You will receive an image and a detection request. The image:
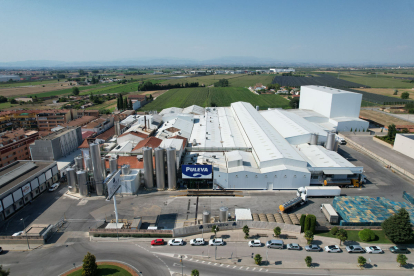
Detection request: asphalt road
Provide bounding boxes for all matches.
[1,241,414,276]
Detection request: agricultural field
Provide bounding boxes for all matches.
[228,74,275,87]
[0,80,74,97]
[346,88,413,105]
[158,74,243,87]
[338,73,414,88]
[359,109,412,126]
[271,74,366,88]
[139,87,290,111]
[353,88,414,99]
[0,79,64,88]
[86,99,117,112]
[80,82,140,96]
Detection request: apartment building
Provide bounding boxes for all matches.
[36,109,78,131]
[0,129,39,168]
[0,111,38,132]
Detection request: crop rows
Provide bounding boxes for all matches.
[346,89,413,105]
[139,87,290,111]
[271,75,368,88]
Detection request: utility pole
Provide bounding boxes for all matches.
[21,218,30,250]
[180,255,183,276]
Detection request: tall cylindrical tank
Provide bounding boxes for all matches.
[256,106,259,111]
[90,143,104,195]
[155,147,166,190]
[77,170,88,196]
[166,147,176,190]
[85,157,92,172]
[74,156,84,170]
[310,133,318,145]
[101,157,107,179]
[122,164,130,175]
[114,120,121,136]
[143,147,154,189]
[67,168,78,193]
[334,140,339,152]
[109,158,118,173]
[325,132,336,151]
[203,211,211,224]
[219,207,228,222]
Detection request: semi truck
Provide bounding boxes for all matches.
[323,179,360,188]
[320,203,339,224]
[279,195,307,212]
[297,186,341,198]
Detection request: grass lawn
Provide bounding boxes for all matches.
[0,79,65,88]
[87,99,117,111]
[316,230,392,244]
[0,102,18,109]
[68,265,132,276]
[139,87,290,111]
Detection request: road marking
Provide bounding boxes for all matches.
[196,260,199,262]
[220,264,224,266]
[214,263,218,266]
[77,199,88,206]
[246,267,249,270]
[202,261,205,263]
[265,269,268,272]
[233,266,237,268]
[239,266,243,269]
[252,268,256,271]
[207,262,211,264]
[259,268,263,271]
[226,265,230,267]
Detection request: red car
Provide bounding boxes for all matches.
[151,239,165,246]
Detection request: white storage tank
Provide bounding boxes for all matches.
[166,147,176,190]
[219,207,228,222]
[67,168,78,193]
[77,170,88,196]
[143,147,154,189]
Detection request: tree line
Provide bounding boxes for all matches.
[138,81,201,91]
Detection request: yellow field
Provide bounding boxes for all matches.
[353,88,414,98]
[360,109,412,126]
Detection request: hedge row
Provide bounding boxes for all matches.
[93,233,172,238]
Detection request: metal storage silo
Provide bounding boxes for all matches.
[155,147,166,190]
[219,207,228,222]
[101,157,107,179]
[166,147,176,190]
[143,147,154,189]
[75,156,84,170]
[67,168,78,193]
[310,133,318,145]
[85,157,92,172]
[325,132,336,151]
[203,211,211,224]
[109,158,118,173]
[334,140,339,152]
[114,120,121,136]
[90,142,104,195]
[256,106,259,111]
[77,170,88,196]
[122,164,130,175]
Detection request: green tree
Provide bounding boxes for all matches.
[10,98,17,104]
[304,214,312,232]
[254,254,262,265]
[393,89,398,95]
[123,98,128,110]
[211,225,219,237]
[304,230,314,244]
[336,229,348,245]
[289,97,300,109]
[387,124,397,141]
[273,226,281,237]
[299,214,306,232]
[330,226,339,235]
[397,254,408,267]
[358,256,366,268]
[382,208,413,243]
[72,87,80,96]
[117,96,121,110]
[307,215,316,233]
[401,92,410,99]
[0,265,10,276]
[242,225,249,239]
[358,229,376,242]
[191,269,200,276]
[82,252,98,276]
[305,256,312,268]
[129,99,133,110]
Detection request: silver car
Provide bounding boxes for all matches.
[346,245,365,253]
[248,240,262,247]
[305,244,322,252]
[287,243,301,250]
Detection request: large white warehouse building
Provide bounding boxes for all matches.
[298,86,369,132]
[156,86,366,190]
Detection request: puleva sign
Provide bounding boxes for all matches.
[182,165,212,179]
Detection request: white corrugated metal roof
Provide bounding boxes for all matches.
[182,105,205,115]
[302,85,356,95]
[159,139,183,150]
[295,144,354,168]
[231,102,305,165]
[159,107,183,115]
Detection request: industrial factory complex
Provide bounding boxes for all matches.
[57,85,367,198]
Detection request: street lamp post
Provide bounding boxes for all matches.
[20,218,30,250]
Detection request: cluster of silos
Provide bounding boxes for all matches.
[90,142,106,196]
[143,146,177,190]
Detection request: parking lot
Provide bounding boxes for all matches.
[2,144,414,239]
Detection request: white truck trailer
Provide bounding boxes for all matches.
[320,203,339,224]
[297,186,341,198]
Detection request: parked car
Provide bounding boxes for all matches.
[287,243,301,250]
[0,247,3,254]
[389,246,410,254]
[346,245,365,253]
[190,238,205,246]
[151,239,165,246]
[49,183,60,192]
[12,231,23,237]
[168,238,184,246]
[324,245,341,253]
[305,244,322,252]
[209,238,224,246]
[248,240,262,247]
[266,240,284,249]
[365,246,384,254]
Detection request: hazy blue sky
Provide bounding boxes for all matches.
[1,0,413,64]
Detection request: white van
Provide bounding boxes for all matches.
[266,239,284,249]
